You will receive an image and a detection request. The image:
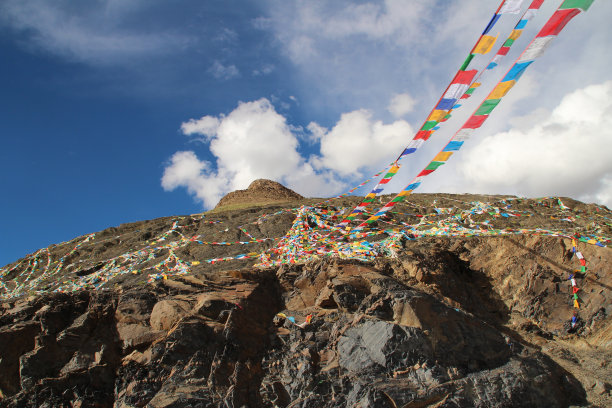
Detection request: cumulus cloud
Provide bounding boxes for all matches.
[458,81,612,207]
[388,93,416,117]
[162,98,351,207]
[161,151,223,207]
[310,110,412,176]
[163,84,612,210]
[181,116,220,139]
[162,97,416,207]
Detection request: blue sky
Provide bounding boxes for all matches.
[1,0,611,266]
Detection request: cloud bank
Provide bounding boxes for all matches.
[164,80,612,209]
[458,81,612,206]
[162,98,413,207]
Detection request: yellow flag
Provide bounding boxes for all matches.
[489,80,515,99]
[433,152,453,162]
[428,110,447,122]
[509,29,522,41]
[573,299,580,308]
[397,190,413,197]
[473,34,499,54]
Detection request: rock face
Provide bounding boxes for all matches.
[215,179,304,209]
[1,194,611,407]
[1,247,610,407]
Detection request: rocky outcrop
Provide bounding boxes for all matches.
[215,179,303,209]
[2,244,610,407]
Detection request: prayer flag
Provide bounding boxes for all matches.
[537,8,581,37]
[425,161,445,171]
[433,152,453,162]
[500,0,524,14]
[436,98,456,110]
[463,115,488,129]
[518,36,554,63]
[489,80,516,98]
[474,34,499,54]
[415,130,433,140]
[516,19,528,29]
[444,83,470,100]
[502,61,533,82]
[482,14,501,35]
[474,99,501,115]
[428,110,448,121]
[459,53,475,71]
[498,46,511,56]
[408,139,425,149]
[453,69,478,84]
[560,0,594,11]
[443,141,464,151]
[509,29,523,41]
[421,121,438,131]
[454,128,474,141]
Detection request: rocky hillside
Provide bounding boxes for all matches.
[0,192,611,407]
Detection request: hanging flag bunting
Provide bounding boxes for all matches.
[472,0,547,95]
[353,0,593,231]
[337,0,513,229]
[568,236,588,327]
[339,0,551,227]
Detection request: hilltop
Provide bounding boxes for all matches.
[0,191,611,407]
[214,179,304,211]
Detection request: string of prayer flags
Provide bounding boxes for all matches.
[473,0,546,94]
[314,163,392,206]
[464,0,546,100]
[336,164,401,228]
[569,237,588,327]
[353,0,592,231]
[338,1,511,229]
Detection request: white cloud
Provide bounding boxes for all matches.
[162,96,418,207]
[388,93,416,117]
[162,98,348,207]
[458,81,612,207]
[209,61,240,80]
[181,116,221,138]
[311,109,412,176]
[161,151,224,208]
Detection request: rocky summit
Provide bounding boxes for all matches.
[214,179,304,209]
[0,192,611,407]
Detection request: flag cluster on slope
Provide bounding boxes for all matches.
[0,0,602,332]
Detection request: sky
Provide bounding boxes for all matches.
[1,0,611,266]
